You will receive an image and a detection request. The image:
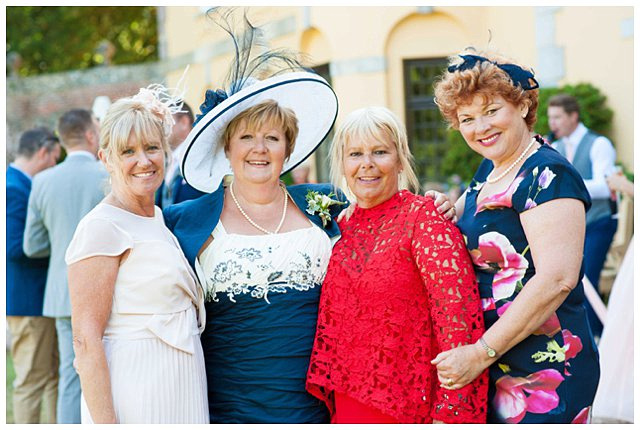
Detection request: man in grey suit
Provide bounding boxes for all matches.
[24,109,108,424]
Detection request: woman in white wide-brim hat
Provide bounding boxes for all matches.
[162,16,347,423]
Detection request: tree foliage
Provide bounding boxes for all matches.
[441,129,483,184]
[7,6,158,76]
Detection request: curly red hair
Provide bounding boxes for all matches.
[434,49,539,131]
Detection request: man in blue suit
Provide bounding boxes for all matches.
[7,127,61,423]
[156,102,206,208]
[24,109,108,423]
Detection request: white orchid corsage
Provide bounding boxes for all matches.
[305,190,346,227]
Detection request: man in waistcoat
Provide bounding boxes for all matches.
[7,127,61,423]
[24,109,108,423]
[155,102,205,208]
[548,94,617,338]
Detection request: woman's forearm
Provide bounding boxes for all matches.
[481,271,571,357]
[68,243,122,423]
[74,336,116,423]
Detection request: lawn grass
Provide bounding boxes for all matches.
[6,350,15,424]
[5,350,53,424]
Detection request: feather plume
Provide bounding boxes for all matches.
[207,8,311,95]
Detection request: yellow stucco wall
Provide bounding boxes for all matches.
[164,6,633,172]
[554,6,633,170]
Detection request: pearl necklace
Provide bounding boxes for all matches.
[486,137,537,184]
[229,181,288,235]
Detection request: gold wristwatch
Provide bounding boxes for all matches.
[479,337,498,358]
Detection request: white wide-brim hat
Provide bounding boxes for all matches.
[181,71,338,193]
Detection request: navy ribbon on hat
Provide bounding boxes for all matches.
[194,89,228,126]
[448,54,539,90]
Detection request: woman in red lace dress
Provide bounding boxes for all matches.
[306,107,488,423]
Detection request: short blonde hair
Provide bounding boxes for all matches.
[99,97,170,179]
[223,99,298,160]
[330,107,420,193]
[434,48,539,131]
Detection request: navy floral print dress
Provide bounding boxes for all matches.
[457,138,600,423]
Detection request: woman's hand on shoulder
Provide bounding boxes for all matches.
[424,190,457,222]
[336,204,355,222]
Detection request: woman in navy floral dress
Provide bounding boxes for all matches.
[430,49,600,423]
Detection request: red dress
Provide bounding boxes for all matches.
[306,191,488,423]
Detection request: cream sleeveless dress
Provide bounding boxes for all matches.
[65,203,208,423]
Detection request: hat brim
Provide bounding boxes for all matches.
[181,72,338,193]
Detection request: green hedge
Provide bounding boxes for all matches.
[441,130,483,184]
[536,83,613,138]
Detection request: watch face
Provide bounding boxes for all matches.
[488,349,496,358]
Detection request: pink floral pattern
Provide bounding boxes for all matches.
[522,166,558,211]
[562,329,584,376]
[537,167,557,189]
[470,232,528,301]
[481,297,496,311]
[476,173,525,214]
[524,198,537,210]
[535,313,562,337]
[476,165,558,212]
[571,406,590,424]
[493,369,564,424]
[562,329,583,361]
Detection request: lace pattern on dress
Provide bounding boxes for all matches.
[307,191,488,423]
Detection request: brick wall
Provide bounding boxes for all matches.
[6,62,167,162]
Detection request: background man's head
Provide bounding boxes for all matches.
[547,94,580,139]
[15,126,61,174]
[169,102,194,150]
[56,109,100,155]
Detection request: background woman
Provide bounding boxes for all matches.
[431,50,600,423]
[306,106,488,424]
[65,89,208,423]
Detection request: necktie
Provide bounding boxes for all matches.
[565,140,575,163]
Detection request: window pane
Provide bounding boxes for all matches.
[311,64,332,183]
[404,58,449,188]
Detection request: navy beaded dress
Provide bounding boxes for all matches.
[456,138,600,423]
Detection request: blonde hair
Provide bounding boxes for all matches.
[434,48,539,131]
[223,99,298,160]
[99,97,170,182]
[330,106,419,193]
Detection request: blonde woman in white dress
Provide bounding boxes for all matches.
[65,89,208,423]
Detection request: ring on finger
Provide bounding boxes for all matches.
[446,378,454,387]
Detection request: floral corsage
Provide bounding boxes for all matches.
[305,190,346,227]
